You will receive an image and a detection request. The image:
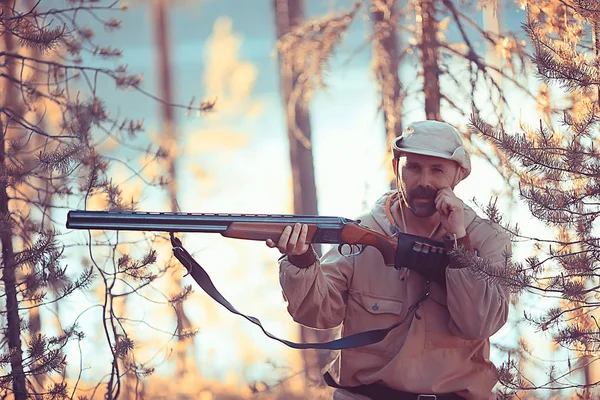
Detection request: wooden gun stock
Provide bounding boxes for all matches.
[221,222,397,266]
[340,223,397,266]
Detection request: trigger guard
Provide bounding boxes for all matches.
[337,243,348,256]
[338,244,364,257]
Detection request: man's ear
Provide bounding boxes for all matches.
[453,167,467,187]
[392,158,398,177]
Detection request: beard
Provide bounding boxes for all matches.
[406,186,438,217]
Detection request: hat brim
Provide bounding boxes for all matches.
[394,148,471,178]
[394,147,461,162]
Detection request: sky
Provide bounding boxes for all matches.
[43,0,589,395]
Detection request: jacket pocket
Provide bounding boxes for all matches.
[344,290,405,356]
[350,290,405,315]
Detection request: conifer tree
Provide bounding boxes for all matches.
[470,0,600,396]
[278,0,537,195]
[0,1,210,398]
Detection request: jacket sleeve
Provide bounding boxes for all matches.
[444,227,512,340]
[279,245,354,329]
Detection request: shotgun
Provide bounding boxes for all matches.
[65,209,448,350]
[66,210,402,265]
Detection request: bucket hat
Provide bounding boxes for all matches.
[392,120,471,179]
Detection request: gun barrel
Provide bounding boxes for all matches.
[66,210,351,234]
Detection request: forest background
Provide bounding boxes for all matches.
[1,0,600,399]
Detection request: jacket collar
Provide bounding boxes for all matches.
[370,190,478,236]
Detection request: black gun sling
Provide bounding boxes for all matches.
[169,233,431,350]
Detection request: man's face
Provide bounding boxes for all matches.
[398,153,460,217]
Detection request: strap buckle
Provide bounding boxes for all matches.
[417,396,437,400]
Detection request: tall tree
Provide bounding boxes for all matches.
[273,0,361,386]
[273,0,318,217]
[371,0,406,161]
[152,0,196,381]
[470,1,600,396]
[294,1,535,196]
[273,0,325,385]
[1,2,28,397]
[416,0,442,120]
[0,0,210,397]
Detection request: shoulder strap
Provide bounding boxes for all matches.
[170,233,430,350]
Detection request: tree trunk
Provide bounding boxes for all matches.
[371,0,404,188]
[583,354,599,399]
[153,0,195,381]
[154,0,177,210]
[416,0,441,121]
[0,128,26,400]
[273,0,328,386]
[273,0,319,217]
[587,20,600,393]
[0,3,27,397]
[22,0,48,391]
[482,2,503,114]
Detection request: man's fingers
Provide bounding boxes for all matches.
[435,196,452,216]
[436,199,445,214]
[434,193,447,211]
[298,224,309,252]
[267,224,310,255]
[435,189,461,214]
[435,188,451,201]
[442,200,451,214]
[299,224,309,244]
[287,223,302,252]
[277,225,292,249]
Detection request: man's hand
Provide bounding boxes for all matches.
[435,188,466,238]
[266,223,310,255]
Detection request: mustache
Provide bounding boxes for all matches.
[408,186,437,199]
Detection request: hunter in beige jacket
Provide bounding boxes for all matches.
[279,191,511,400]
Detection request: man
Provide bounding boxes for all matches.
[266,120,511,400]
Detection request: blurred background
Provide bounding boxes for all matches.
[1,0,600,398]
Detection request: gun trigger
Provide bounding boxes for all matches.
[354,245,366,256]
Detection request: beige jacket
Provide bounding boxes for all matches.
[279,191,511,400]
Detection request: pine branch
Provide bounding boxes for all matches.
[524,19,600,91]
[275,0,363,100]
[571,0,600,22]
[448,246,524,294]
[0,52,214,116]
[15,21,66,53]
[169,285,193,306]
[469,111,600,179]
[117,250,156,280]
[36,143,87,175]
